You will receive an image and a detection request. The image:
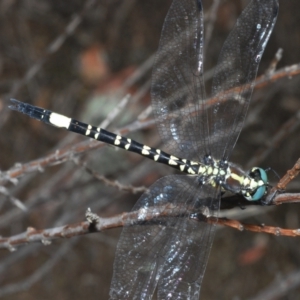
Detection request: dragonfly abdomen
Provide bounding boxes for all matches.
[9,98,268,201]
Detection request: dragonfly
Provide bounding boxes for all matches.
[9,0,278,299]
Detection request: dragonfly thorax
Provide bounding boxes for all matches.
[198,157,230,185]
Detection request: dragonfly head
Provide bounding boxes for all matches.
[243,167,268,201]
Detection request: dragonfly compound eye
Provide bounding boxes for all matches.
[246,167,268,201]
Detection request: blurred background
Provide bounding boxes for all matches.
[0,0,300,299]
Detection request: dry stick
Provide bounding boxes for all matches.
[3,63,300,185]
[1,203,300,251]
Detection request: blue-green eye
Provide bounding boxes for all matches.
[250,185,267,201]
[247,167,268,201]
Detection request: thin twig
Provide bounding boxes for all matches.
[99,94,131,129]
[75,158,148,194]
[248,270,300,300]
[210,217,300,237]
[246,113,300,168]
[266,48,283,75]
[0,241,75,297]
[108,0,137,47]
[9,0,97,99]
[266,158,300,205]
[204,0,221,54]
[0,186,27,211]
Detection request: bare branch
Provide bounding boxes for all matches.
[2,200,300,250]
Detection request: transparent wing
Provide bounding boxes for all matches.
[109,175,219,300]
[151,0,208,161]
[151,0,278,162]
[208,0,279,159]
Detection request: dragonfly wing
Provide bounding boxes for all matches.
[157,186,219,300]
[109,175,219,300]
[209,0,279,159]
[151,0,208,161]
